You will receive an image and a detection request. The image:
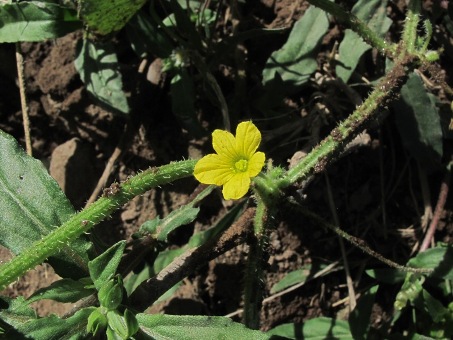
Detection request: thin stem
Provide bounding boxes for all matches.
[305,0,395,56]
[419,164,451,252]
[0,160,197,291]
[325,173,356,310]
[286,200,433,275]
[16,43,32,156]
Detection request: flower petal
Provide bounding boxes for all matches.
[212,129,238,160]
[194,154,233,186]
[222,172,250,200]
[235,121,261,158]
[247,151,265,177]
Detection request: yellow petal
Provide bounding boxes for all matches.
[194,154,233,185]
[247,151,265,177]
[235,121,261,158]
[212,129,238,160]
[222,172,250,200]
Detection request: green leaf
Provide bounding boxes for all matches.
[77,0,147,36]
[0,297,95,340]
[140,185,214,242]
[365,268,407,284]
[407,246,453,280]
[26,278,94,304]
[262,5,329,91]
[393,72,443,172]
[0,129,90,279]
[267,317,353,339]
[74,39,130,115]
[170,70,205,138]
[126,11,173,58]
[270,265,311,294]
[88,241,126,291]
[349,285,378,340]
[422,290,448,323]
[15,308,94,340]
[136,314,269,340]
[0,1,81,42]
[336,0,392,82]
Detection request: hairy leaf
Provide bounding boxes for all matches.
[75,39,130,115]
[88,241,126,291]
[26,278,94,304]
[0,1,81,42]
[0,130,90,279]
[262,5,329,91]
[77,0,147,36]
[137,314,269,339]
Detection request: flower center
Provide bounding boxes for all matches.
[234,159,248,173]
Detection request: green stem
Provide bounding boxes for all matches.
[278,54,414,189]
[306,0,395,56]
[0,160,196,291]
[402,0,421,53]
[242,199,268,329]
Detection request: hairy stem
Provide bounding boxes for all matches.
[306,0,395,56]
[278,54,414,189]
[0,160,196,291]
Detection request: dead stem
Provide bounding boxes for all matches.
[16,43,32,156]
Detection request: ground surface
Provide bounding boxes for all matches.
[0,0,452,334]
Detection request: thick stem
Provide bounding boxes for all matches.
[0,160,196,291]
[242,200,268,329]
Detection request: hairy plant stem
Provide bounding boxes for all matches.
[402,0,421,53]
[278,53,414,189]
[306,0,396,56]
[242,199,271,329]
[0,160,196,291]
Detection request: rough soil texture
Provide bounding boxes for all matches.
[0,0,452,334]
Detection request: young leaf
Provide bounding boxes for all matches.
[267,317,353,339]
[136,314,269,340]
[336,0,392,82]
[26,278,94,304]
[74,39,130,115]
[77,0,147,36]
[393,72,443,173]
[88,241,126,291]
[365,268,407,284]
[0,129,90,279]
[262,5,329,92]
[139,185,214,242]
[0,1,81,42]
[270,265,311,294]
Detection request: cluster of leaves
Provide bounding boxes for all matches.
[0,0,453,339]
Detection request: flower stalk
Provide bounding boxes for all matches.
[0,160,196,291]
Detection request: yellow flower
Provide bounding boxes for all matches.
[194,121,266,200]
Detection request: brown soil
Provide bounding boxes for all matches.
[0,0,452,335]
